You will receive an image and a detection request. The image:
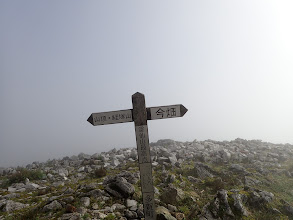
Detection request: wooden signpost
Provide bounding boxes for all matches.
[87,92,187,220]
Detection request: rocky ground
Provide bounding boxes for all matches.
[1,138,293,220]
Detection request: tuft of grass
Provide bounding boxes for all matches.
[104,213,116,220]
[93,166,107,178]
[203,177,225,193]
[82,213,91,219]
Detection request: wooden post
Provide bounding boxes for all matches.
[132,92,156,220]
[88,92,188,219]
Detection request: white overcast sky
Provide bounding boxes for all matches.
[1,1,293,167]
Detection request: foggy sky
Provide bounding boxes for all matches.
[1,1,293,167]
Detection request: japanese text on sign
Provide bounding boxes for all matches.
[150,105,180,120]
[91,110,132,125]
[139,163,154,193]
[135,125,150,164]
[143,192,155,219]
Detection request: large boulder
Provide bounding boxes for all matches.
[57,168,69,178]
[281,199,293,216]
[199,202,220,220]
[193,162,215,179]
[248,189,274,206]
[244,176,261,187]
[117,171,139,184]
[230,190,248,216]
[209,190,234,219]
[2,200,29,212]
[160,185,185,205]
[103,175,135,198]
[229,164,248,175]
[199,189,237,219]
[43,200,62,212]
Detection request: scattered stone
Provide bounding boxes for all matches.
[80,197,90,207]
[188,176,202,183]
[61,213,81,220]
[193,162,215,179]
[230,191,248,216]
[210,189,234,218]
[160,185,185,205]
[167,204,177,212]
[244,176,261,187]
[0,138,293,219]
[66,204,77,213]
[112,203,126,211]
[126,199,137,210]
[229,164,248,175]
[93,212,107,218]
[103,175,135,198]
[124,210,138,219]
[156,206,177,220]
[175,212,185,220]
[43,200,62,212]
[248,189,274,206]
[2,200,29,212]
[92,203,99,209]
[281,199,293,216]
[62,196,75,204]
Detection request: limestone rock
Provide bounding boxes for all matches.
[160,185,185,205]
[281,199,293,216]
[126,199,137,210]
[124,210,138,219]
[156,206,177,220]
[61,213,81,220]
[103,175,135,198]
[193,162,215,179]
[198,202,220,220]
[244,176,261,187]
[117,171,139,184]
[248,189,274,206]
[80,197,90,207]
[230,191,248,216]
[43,200,62,212]
[229,164,248,175]
[2,200,29,212]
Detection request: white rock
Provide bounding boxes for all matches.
[43,200,62,212]
[3,200,29,212]
[78,167,85,172]
[80,197,90,207]
[126,199,137,209]
[7,187,16,193]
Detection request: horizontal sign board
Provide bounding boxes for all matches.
[87,109,133,126]
[147,104,187,120]
[87,104,187,126]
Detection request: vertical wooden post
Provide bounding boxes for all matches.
[132,92,156,220]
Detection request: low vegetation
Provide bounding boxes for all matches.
[1,168,44,188]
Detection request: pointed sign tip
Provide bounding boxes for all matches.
[87,114,94,125]
[180,105,188,116]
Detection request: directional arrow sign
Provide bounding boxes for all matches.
[87,93,187,220]
[147,104,188,120]
[87,104,188,126]
[87,109,133,126]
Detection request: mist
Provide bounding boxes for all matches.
[1,0,293,167]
